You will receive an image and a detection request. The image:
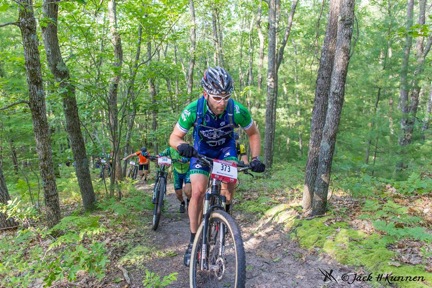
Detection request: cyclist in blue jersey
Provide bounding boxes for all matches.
[169,66,265,266]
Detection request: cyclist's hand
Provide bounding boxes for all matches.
[177,143,197,158]
[250,158,265,173]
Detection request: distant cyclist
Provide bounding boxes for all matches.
[123,147,151,182]
[169,66,265,266]
[158,147,191,213]
[234,132,249,164]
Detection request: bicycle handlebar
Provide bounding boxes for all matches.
[195,153,252,174]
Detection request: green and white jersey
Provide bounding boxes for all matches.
[176,97,254,134]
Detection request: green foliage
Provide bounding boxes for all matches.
[96,188,153,221]
[0,198,39,226]
[392,172,432,195]
[290,185,432,287]
[0,213,109,287]
[373,221,432,242]
[291,216,432,287]
[142,270,178,288]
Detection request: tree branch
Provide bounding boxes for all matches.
[0,100,29,111]
[0,22,19,28]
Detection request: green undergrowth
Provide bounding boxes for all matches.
[234,161,432,287]
[290,196,432,288]
[235,162,304,216]
[0,180,168,287]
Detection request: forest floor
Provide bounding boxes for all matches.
[82,181,375,288]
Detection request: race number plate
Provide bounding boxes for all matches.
[158,156,172,166]
[129,161,136,166]
[211,159,237,183]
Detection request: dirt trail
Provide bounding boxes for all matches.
[122,182,373,288]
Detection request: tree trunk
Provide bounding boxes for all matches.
[312,0,355,216]
[108,0,123,196]
[212,8,224,67]
[123,24,143,176]
[257,1,265,92]
[422,85,432,135]
[9,140,19,175]
[264,0,277,168]
[398,0,414,147]
[246,14,255,107]
[187,0,197,98]
[146,41,158,153]
[276,0,298,72]
[18,0,61,228]
[41,0,96,211]
[303,0,340,213]
[0,166,18,229]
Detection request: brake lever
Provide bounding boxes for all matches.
[243,170,254,178]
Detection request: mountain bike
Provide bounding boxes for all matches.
[189,154,251,288]
[150,156,172,231]
[127,160,139,179]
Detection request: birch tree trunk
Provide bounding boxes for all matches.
[18,0,61,227]
[42,0,96,211]
[303,0,340,213]
[312,0,356,216]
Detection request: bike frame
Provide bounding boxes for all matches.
[155,164,168,185]
[199,172,228,270]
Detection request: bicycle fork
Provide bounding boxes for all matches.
[199,188,227,271]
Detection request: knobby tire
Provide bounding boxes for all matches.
[190,210,246,288]
[152,177,166,231]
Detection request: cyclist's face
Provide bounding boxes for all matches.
[205,92,229,115]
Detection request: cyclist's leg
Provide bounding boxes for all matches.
[184,171,192,209]
[173,170,185,201]
[189,173,208,234]
[138,164,144,179]
[143,163,149,181]
[184,162,210,267]
[174,171,187,213]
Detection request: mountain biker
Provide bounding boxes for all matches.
[169,66,265,267]
[123,147,151,182]
[158,147,192,213]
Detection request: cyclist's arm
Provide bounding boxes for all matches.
[122,153,133,161]
[169,124,188,151]
[244,122,261,159]
[123,152,138,161]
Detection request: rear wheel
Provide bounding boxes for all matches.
[190,210,246,288]
[152,177,166,231]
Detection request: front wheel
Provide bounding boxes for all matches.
[152,177,166,231]
[190,210,246,288]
